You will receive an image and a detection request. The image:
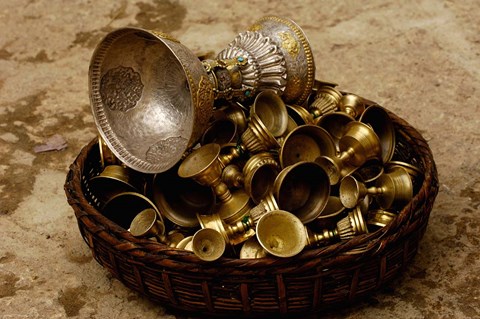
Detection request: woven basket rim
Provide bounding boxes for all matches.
[65,104,438,274]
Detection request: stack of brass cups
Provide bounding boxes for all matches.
[87,16,423,262]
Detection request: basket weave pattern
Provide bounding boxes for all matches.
[64,107,438,316]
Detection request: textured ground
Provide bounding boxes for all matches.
[1,0,479,318]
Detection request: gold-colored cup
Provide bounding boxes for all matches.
[176,235,194,251]
[386,161,423,193]
[307,206,368,247]
[98,136,119,168]
[89,164,144,207]
[129,208,166,241]
[279,124,337,169]
[309,86,343,118]
[239,237,268,259]
[201,118,238,146]
[338,94,365,119]
[287,104,314,125]
[274,161,330,223]
[316,121,382,185]
[214,102,248,134]
[315,112,355,149]
[197,213,255,247]
[256,210,307,258]
[152,165,215,228]
[360,105,396,163]
[222,164,244,189]
[102,192,163,230]
[353,158,385,183]
[242,152,280,204]
[191,228,226,261]
[340,166,413,210]
[240,90,288,153]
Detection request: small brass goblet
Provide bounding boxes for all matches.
[274,161,331,223]
[102,192,163,230]
[191,228,226,261]
[386,161,423,193]
[287,104,314,125]
[338,94,365,119]
[89,164,144,207]
[201,118,238,146]
[309,86,343,118]
[256,210,307,258]
[213,102,248,134]
[315,112,355,148]
[196,213,255,247]
[306,206,368,247]
[152,165,215,228]
[279,124,337,169]
[339,166,413,210]
[129,208,166,242]
[178,143,253,224]
[360,105,396,163]
[316,121,382,185]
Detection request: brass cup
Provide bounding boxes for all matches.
[239,237,267,259]
[192,228,226,261]
[242,152,280,204]
[287,104,314,125]
[214,102,248,134]
[89,165,144,207]
[274,161,330,223]
[178,143,232,202]
[279,124,337,169]
[201,118,238,146]
[256,210,307,258]
[152,166,215,228]
[386,161,423,193]
[222,164,244,189]
[338,94,365,119]
[316,121,382,185]
[317,196,346,220]
[367,209,397,230]
[340,167,413,210]
[240,90,288,153]
[353,158,385,183]
[305,227,338,247]
[360,105,396,163]
[102,192,163,230]
[197,213,255,247]
[316,112,355,149]
[309,86,342,118]
[129,208,166,241]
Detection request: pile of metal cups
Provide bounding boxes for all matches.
[88,83,424,261]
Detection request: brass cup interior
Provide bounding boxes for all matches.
[353,158,385,183]
[317,196,346,220]
[192,228,226,261]
[251,90,288,137]
[239,237,268,259]
[360,105,396,163]
[279,124,337,169]
[178,143,222,183]
[152,165,215,228]
[287,104,313,125]
[339,175,366,209]
[176,235,193,250]
[102,191,163,230]
[256,210,306,258]
[316,112,355,149]
[275,161,331,223]
[129,208,165,238]
[201,118,238,146]
[244,164,279,204]
[89,165,142,206]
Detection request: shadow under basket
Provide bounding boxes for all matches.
[64,104,439,318]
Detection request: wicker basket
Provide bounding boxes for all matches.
[64,100,438,317]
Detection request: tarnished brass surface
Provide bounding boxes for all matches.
[279,124,336,168]
[274,161,330,223]
[256,210,307,258]
[367,210,397,229]
[360,105,396,163]
[129,208,166,239]
[310,86,342,118]
[240,237,268,259]
[338,94,365,119]
[201,118,238,146]
[192,228,226,261]
[102,192,163,230]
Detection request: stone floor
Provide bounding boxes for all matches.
[1,0,479,318]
